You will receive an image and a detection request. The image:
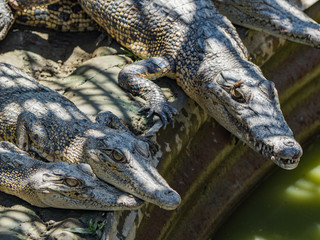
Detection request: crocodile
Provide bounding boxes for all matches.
[15,0,97,32]
[77,0,303,169]
[0,141,144,210]
[0,63,181,210]
[3,0,311,169]
[9,0,320,48]
[213,0,320,48]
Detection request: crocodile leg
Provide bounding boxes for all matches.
[16,112,53,160]
[213,0,320,47]
[118,56,178,128]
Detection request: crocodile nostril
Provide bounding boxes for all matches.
[284,139,295,147]
[156,189,181,207]
[156,189,172,198]
[163,190,176,197]
[278,138,303,159]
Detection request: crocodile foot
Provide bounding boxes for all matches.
[139,100,178,129]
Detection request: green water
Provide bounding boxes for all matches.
[214,138,320,240]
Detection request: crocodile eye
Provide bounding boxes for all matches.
[64,177,80,187]
[112,149,126,163]
[231,88,241,98]
[230,81,245,103]
[230,88,245,102]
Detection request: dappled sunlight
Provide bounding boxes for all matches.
[63,64,140,119]
[47,102,72,121]
[285,165,320,202]
[313,224,320,239]
[286,179,316,200]
[307,165,320,184]
[253,236,268,240]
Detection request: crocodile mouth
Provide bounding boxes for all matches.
[44,190,144,210]
[109,170,181,210]
[230,112,302,170]
[251,139,300,170]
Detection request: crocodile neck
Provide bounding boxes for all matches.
[50,134,87,164]
[174,4,250,91]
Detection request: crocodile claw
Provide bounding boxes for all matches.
[139,102,178,129]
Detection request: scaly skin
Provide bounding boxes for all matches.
[0,0,15,40]
[4,0,320,48]
[0,63,181,210]
[15,0,97,32]
[75,0,303,169]
[214,0,320,48]
[0,141,144,210]
[3,0,310,168]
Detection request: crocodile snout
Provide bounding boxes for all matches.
[266,136,303,170]
[155,189,181,210]
[281,138,302,158]
[274,137,302,159]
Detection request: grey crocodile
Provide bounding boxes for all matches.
[0,63,181,210]
[214,0,320,48]
[0,141,144,210]
[11,0,320,48]
[77,0,304,169]
[4,0,311,169]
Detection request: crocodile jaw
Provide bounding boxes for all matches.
[236,121,302,170]
[212,103,302,169]
[251,136,301,170]
[222,104,302,169]
[87,157,181,210]
[212,104,302,169]
[34,162,145,210]
[85,130,181,210]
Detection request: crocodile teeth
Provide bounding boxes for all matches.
[257,143,262,151]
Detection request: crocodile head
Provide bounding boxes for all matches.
[32,162,144,210]
[84,129,181,210]
[0,142,143,210]
[195,64,302,169]
[214,0,320,48]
